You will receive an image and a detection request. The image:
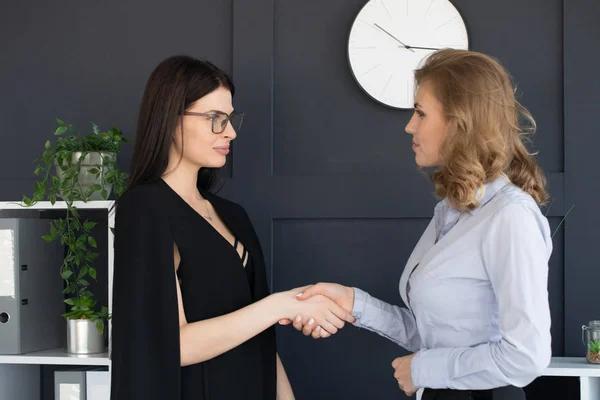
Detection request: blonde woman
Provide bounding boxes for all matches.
[290,49,552,400]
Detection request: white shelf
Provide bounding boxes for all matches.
[0,199,116,371]
[544,357,600,377]
[0,348,109,366]
[0,201,114,210]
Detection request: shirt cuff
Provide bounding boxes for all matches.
[411,348,452,389]
[351,287,368,327]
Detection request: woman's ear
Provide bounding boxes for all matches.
[171,121,184,149]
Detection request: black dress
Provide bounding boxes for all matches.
[109,179,277,400]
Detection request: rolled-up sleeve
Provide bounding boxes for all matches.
[352,288,422,352]
[410,203,552,389]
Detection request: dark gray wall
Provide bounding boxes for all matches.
[2,1,598,399]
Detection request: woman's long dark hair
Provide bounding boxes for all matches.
[127,55,235,193]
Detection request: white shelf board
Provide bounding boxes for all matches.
[0,201,114,210]
[544,357,600,377]
[0,348,109,366]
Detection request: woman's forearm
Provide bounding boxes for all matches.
[180,293,282,366]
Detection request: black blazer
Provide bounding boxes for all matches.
[109,179,276,400]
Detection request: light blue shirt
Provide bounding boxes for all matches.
[352,176,553,390]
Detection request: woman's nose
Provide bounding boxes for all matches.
[405,116,416,135]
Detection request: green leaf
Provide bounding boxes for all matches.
[79,297,95,309]
[64,298,77,306]
[96,320,104,335]
[42,234,53,243]
[77,234,86,245]
[45,140,51,149]
[64,236,74,247]
[78,265,89,279]
[101,189,108,199]
[80,279,90,286]
[104,169,117,180]
[89,267,97,280]
[92,123,100,135]
[62,310,84,320]
[22,196,32,206]
[83,221,97,232]
[71,218,81,231]
[56,118,66,126]
[63,284,74,294]
[89,184,102,192]
[88,236,97,248]
[61,270,73,279]
[55,126,68,136]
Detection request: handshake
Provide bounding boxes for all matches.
[274,282,356,339]
[272,282,418,396]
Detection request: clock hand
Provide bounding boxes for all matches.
[406,45,444,51]
[373,23,415,53]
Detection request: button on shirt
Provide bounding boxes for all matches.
[351,176,553,390]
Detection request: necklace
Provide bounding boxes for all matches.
[203,199,213,221]
[196,192,213,221]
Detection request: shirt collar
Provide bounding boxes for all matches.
[469,175,510,215]
[437,175,511,216]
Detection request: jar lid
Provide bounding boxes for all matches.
[588,320,600,328]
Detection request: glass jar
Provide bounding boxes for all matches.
[582,320,600,364]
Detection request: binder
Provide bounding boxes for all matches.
[0,218,65,354]
[54,367,110,400]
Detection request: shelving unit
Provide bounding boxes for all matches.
[0,348,109,366]
[544,357,600,400]
[0,200,114,399]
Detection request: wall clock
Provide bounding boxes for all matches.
[348,0,469,109]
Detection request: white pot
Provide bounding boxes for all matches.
[55,151,116,201]
[66,319,105,354]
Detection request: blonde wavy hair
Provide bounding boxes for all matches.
[414,49,548,212]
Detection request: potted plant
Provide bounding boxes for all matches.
[587,339,600,364]
[21,118,129,354]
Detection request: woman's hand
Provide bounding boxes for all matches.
[280,282,356,338]
[392,353,417,396]
[274,287,355,336]
[296,282,355,313]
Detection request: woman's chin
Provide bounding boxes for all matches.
[200,157,227,169]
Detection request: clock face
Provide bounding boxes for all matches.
[348,0,469,109]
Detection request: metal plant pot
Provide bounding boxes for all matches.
[55,151,115,201]
[66,319,105,354]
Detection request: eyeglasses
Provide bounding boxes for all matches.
[183,110,244,134]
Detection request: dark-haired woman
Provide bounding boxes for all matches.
[109,55,355,400]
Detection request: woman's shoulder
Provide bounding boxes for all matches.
[204,191,260,239]
[204,190,249,219]
[487,183,550,231]
[493,183,542,211]
[115,180,170,215]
